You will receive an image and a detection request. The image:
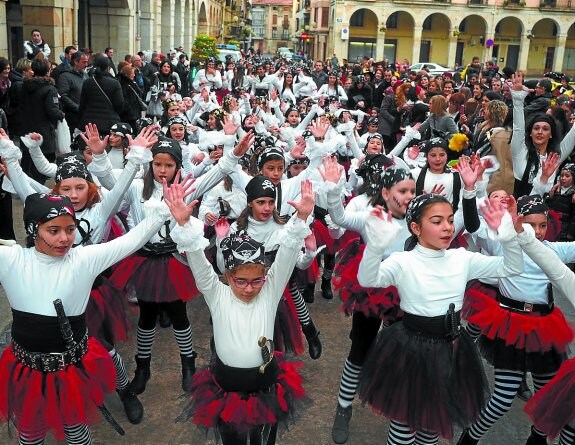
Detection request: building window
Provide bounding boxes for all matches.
[386,13,398,29]
[321,7,329,27]
[282,29,290,39]
[272,15,277,25]
[422,16,432,30]
[272,28,278,39]
[350,10,364,27]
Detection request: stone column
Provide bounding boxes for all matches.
[90,5,135,56]
[553,34,567,72]
[411,25,422,65]
[517,33,531,72]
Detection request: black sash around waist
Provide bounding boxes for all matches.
[497,287,554,315]
[402,310,461,340]
[214,355,279,393]
[11,309,87,353]
[138,240,178,256]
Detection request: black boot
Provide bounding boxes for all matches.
[321,277,333,300]
[303,282,316,303]
[457,429,479,445]
[517,372,533,402]
[301,321,322,360]
[117,386,144,424]
[158,308,171,328]
[525,426,547,445]
[181,352,197,392]
[130,356,151,395]
[332,403,352,444]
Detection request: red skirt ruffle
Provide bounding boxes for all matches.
[181,354,305,433]
[468,291,574,353]
[275,289,305,356]
[525,358,575,438]
[110,253,199,303]
[86,276,130,344]
[312,220,338,255]
[461,280,498,320]
[0,338,116,440]
[333,240,402,322]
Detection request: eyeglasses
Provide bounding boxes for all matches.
[231,277,266,289]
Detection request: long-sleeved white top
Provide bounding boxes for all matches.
[517,224,575,309]
[198,180,247,223]
[0,139,150,245]
[171,216,311,368]
[0,201,170,316]
[358,213,524,316]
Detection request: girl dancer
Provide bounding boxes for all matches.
[167,178,313,445]
[357,193,524,445]
[319,156,415,444]
[0,190,173,445]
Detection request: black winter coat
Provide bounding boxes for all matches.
[118,74,143,124]
[57,67,86,130]
[19,77,64,154]
[79,73,124,134]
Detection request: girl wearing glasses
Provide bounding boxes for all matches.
[166,178,314,445]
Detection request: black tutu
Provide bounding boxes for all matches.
[358,313,489,439]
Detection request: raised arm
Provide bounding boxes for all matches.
[21,134,57,178]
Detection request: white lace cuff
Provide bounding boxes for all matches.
[322,178,345,197]
[365,214,403,254]
[517,223,536,245]
[170,218,210,253]
[126,146,153,165]
[0,139,21,160]
[487,212,516,243]
[20,134,43,150]
[281,216,312,249]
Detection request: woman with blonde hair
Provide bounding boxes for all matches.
[418,95,458,140]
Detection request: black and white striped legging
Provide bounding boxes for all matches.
[19,424,92,445]
[468,368,555,440]
[386,420,439,445]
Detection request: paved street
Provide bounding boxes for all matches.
[0,196,571,444]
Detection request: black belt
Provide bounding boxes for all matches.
[497,294,554,315]
[12,332,88,372]
[138,240,177,256]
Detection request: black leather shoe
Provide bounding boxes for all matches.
[301,321,322,360]
[130,355,151,395]
[181,352,197,392]
[117,387,144,424]
[332,403,352,444]
[525,426,547,445]
[303,282,316,303]
[457,429,479,445]
[321,277,333,300]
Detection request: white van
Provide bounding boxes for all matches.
[217,49,242,63]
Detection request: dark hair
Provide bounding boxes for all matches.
[484,91,503,102]
[105,47,114,53]
[142,152,180,201]
[64,46,76,55]
[31,29,41,35]
[539,78,552,93]
[0,57,10,72]
[92,54,110,77]
[70,51,85,66]
[404,194,451,251]
[31,56,50,77]
[525,113,559,177]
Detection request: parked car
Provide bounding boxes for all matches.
[217,49,242,63]
[410,62,452,76]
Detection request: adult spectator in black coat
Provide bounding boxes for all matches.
[118,64,144,131]
[79,54,124,134]
[142,52,161,96]
[57,51,88,133]
[378,86,399,152]
[6,58,33,139]
[19,56,65,183]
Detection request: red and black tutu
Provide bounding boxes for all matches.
[358,313,489,439]
[468,291,573,373]
[461,280,498,320]
[525,358,575,438]
[86,275,130,345]
[333,239,402,322]
[0,338,116,440]
[110,253,199,303]
[177,353,306,434]
[275,289,305,356]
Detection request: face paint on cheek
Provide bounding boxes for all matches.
[393,196,402,209]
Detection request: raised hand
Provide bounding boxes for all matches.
[214,217,231,239]
[162,170,198,226]
[290,138,307,159]
[309,118,330,139]
[288,179,316,221]
[480,199,507,232]
[427,183,446,196]
[128,125,158,149]
[222,114,239,136]
[369,205,393,223]
[540,152,560,184]
[458,155,478,190]
[81,123,108,155]
[319,156,343,184]
[233,130,255,157]
[407,145,420,160]
[506,195,524,234]
[511,72,526,92]
[0,128,9,141]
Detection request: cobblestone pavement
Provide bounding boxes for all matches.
[0,197,571,444]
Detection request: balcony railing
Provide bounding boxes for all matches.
[468,0,488,5]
